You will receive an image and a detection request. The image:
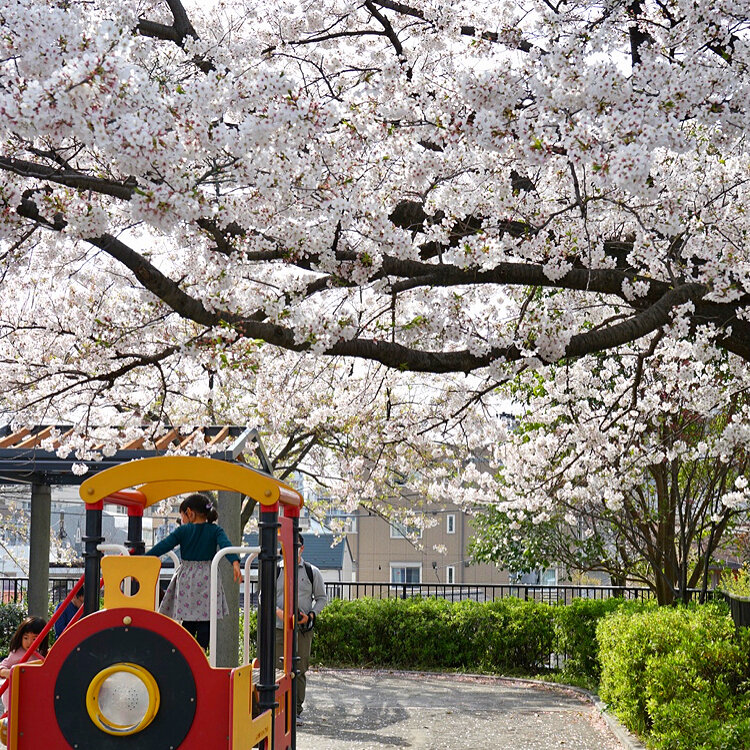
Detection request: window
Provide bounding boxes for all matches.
[326,510,357,533]
[390,520,422,539]
[390,564,421,584]
[446,514,456,534]
[298,509,312,529]
[446,566,455,584]
[541,568,557,585]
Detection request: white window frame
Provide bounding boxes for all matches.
[541,567,557,585]
[389,563,422,584]
[325,511,357,534]
[446,565,456,584]
[446,513,456,534]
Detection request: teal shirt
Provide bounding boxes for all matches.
[147,523,239,564]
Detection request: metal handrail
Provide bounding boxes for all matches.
[209,546,259,667]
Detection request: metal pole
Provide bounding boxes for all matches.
[208,546,259,667]
[291,512,300,747]
[257,502,279,748]
[28,483,51,618]
[126,509,145,556]
[82,504,103,615]
[216,490,241,668]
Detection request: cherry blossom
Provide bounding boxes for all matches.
[0,0,748,536]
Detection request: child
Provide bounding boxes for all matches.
[52,587,84,638]
[0,617,47,712]
[146,493,241,649]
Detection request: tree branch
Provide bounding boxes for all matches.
[0,156,136,200]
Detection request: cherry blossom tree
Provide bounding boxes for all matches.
[195,354,506,533]
[0,0,749,533]
[471,341,750,605]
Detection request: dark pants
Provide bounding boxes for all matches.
[276,628,313,714]
[183,620,210,649]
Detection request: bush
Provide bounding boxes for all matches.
[719,564,750,598]
[0,602,27,658]
[240,609,257,663]
[597,603,750,749]
[552,597,650,681]
[312,596,554,673]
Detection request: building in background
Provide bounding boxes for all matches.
[0,483,169,579]
[243,531,354,583]
[338,505,508,586]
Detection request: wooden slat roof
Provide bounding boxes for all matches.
[0,425,258,485]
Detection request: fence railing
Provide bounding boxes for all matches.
[0,578,83,606]
[0,577,722,608]
[0,577,29,604]
[322,582,663,603]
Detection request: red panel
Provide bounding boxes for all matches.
[11,608,233,749]
[274,674,293,750]
[275,516,296,750]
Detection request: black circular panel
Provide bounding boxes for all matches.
[54,626,196,750]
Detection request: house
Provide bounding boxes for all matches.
[327,505,509,586]
[243,531,354,582]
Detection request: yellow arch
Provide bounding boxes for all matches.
[79,456,302,508]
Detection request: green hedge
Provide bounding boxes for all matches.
[311,595,648,681]
[553,597,651,681]
[240,609,258,663]
[0,602,28,658]
[312,596,554,673]
[597,603,750,750]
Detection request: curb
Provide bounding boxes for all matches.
[593,699,647,750]
[314,668,647,750]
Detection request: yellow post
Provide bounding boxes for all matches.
[229,665,272,749]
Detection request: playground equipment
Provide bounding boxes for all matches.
[2,455,305,750]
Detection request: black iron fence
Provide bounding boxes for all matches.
[322,582,661,604]
[0,577,29,604]
[319,581,723,604]
[0,577,723,608]
[0,577,91,606]
[726,593,750,628]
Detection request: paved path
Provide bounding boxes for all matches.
[297,669,627,750]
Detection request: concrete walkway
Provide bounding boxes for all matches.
[297,669,630,750]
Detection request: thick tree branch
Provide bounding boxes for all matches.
[369,0,538,52]
[10,183,747,372]
[81,232,712,372]
[165,0,199,43]
[136,0,214,73]
[135,20,181,44]
[0,157,136,200]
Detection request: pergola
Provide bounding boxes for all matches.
[0,424,273,666]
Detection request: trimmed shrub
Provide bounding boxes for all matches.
[240,609,258,663]
[597,603,750,750]
[312,596,554,673]
[0,602,27,658]
[552,597,650,681]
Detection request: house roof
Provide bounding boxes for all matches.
[0,424,263,486]
[243,531,349,571]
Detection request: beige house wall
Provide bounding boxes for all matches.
[346,505,508,585]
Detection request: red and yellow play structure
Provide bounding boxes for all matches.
[1,455,305,750]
